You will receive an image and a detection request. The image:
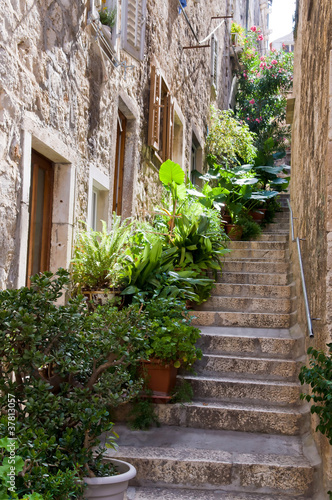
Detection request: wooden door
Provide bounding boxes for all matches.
[27,151,53,284]
[113,111,127,215]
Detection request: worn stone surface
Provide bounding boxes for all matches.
[125,487,308,500]
[291,1,332,492]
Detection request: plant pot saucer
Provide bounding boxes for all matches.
[140,391,173,404]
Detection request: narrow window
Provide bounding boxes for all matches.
[91,188,98,231]
[27,151,53,283]
[113,111,127,215]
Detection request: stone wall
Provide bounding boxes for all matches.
[0,0,266,289]
[290,0,332,492]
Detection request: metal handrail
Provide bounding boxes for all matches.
[287,199,314,337]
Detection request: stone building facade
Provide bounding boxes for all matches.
[290,0,332,493]
[0,0,266,289]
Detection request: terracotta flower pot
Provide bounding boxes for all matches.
[83,458,136,500]
[221,214,232,225]
[249,209,266,223]
[226,224,243,241]
[140,359,178,402]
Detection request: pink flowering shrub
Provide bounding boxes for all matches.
[235,23,293,152]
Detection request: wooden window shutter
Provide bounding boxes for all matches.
[148,65,162,151]
[122,0,147,60]
[211,34,218,91]
[163,94,174,161]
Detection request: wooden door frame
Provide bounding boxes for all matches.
[113,111,127,215]
[27,151,54,285]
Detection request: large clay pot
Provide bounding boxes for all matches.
[83,459,136,500]
[141,359,178,402]
[249,209,266,223]
[226,224,243,241]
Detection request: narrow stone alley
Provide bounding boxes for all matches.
[108,195,323,499]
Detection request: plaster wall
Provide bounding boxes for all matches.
[290,0,332,492]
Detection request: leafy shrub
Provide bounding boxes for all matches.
[299,344,332,445]
[238,215,262,240]
[206,106,257,167]
[0,270,149,499]
[141,297,202,369]
[71,215,133,291]
[235,25,293,153]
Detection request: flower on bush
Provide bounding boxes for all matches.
[235,23,293,152]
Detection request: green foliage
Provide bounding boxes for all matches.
[200,163,278,224]
[71,215,133,290]
[299,344,332,445]
[235,25,293,154]
[0,270,149,498]
[141,297,202,369]
[122,161,229,304]
[237,215,262,240]
[206,106,257,167]
[263,196,282,224]
[99,7,116,28]
[171,380,194,404]
[129,398,160,431]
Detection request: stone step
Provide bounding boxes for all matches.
[255,233,288,241]
[196,326,304,359]
[225,248,288,260]
[228,241,287,250]
[219,272,289,286]
[109,425,315,496]
[221,260,289,273]
[153,400,310,435]
[126,486,308,500]
[194,353,301,381]
[182,374,301,406]
[264,223,289,232]
[192,310,293,329]
[212,283,292,299]
[196,296,294,314]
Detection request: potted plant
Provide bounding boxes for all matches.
[138,296,202,401]
[0,270,149,499]
[230,22,245,47]
[71,214,133,306]
[99,6,117,39]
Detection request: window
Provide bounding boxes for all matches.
[211,34,219,92]
[148,64,174,162]
[88,167,110,231]
[91,188,98,231]
[122,0,147,60]
[90,0,117,50]
[190,132,203,186]
[27,151,53,283]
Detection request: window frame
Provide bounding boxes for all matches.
[148,64,174,162]
[121,0,147,61]
[27,151,54,285]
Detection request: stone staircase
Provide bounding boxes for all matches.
[107,203,323,500]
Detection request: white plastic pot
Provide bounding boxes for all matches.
[83,459,136,500]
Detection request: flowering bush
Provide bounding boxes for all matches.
[236,26,293,152]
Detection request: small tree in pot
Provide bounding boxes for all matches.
[0,270,149,499]
[137,296,202,400]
